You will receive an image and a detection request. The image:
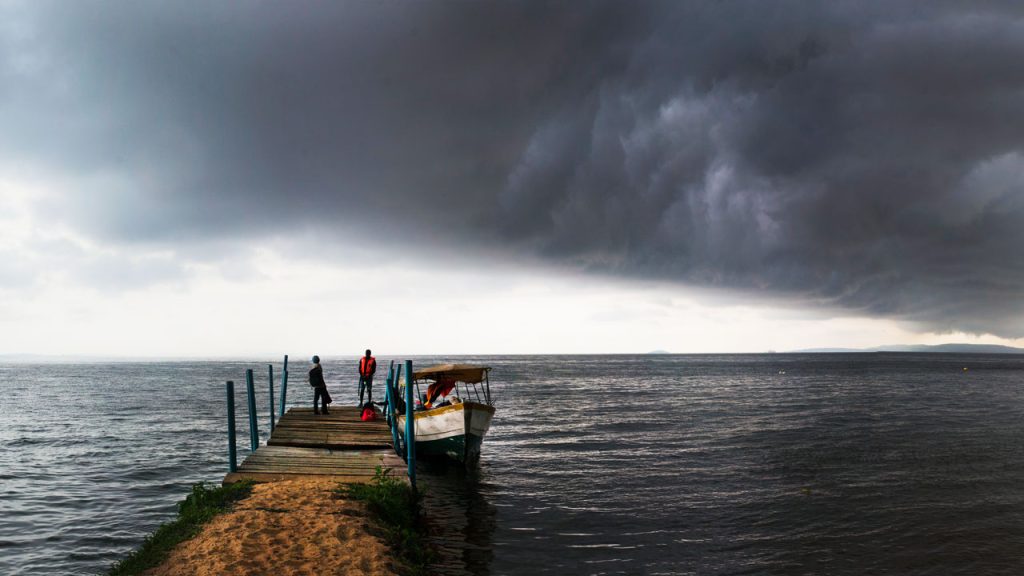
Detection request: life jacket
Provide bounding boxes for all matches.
[425,378,456,408]
[359,355,376,376]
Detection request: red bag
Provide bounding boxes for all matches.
[360,406,376,421]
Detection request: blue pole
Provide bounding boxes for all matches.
[268,364,276,432]
[246,368,259,453]
[226,381,237,472]
[384,368,393,430]
[394,362,403,436]
[404,359,416,489]
[385,364,401,455]
[384,363,394,422]
[393,360,401,420]
[279,354,289,418]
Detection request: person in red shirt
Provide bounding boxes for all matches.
[358,349,376,407]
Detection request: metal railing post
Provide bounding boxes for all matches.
[394,363,404,447]
[279,354,289,418]
[385,363,401,455]
[404,359,416,489]
[268,364,276,432]
[384,362,394,422]
[226,380,237,472]
[246,368,259,452]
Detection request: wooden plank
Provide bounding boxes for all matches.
[273,426,388,431]
[270,424,390,432]
[274,422,388,427]
[240,448,384,456]
[240,456,394,466]
[275,422,383,427]
[274,429,390,433]
[280,412,378,418]
[268,440,392,449]
[271,428,389,434]
[240,460,398,471]
[249,446,394,457]
[267,440,393,448]
[241,457,399,467]
[222,406,404,485]
[239,453,395,461]
[266,434,389,438]
[239,457,398,466]
[268,437,391,445]
[293,406,362,410]
[237,448,402,465]
[242,452,393,461]
[239,460,391,470]
[238,466,382,475]
[269,433,391,439]
[262,432,389,440]
[267,438,391,446]
[223,472,406,485]
[245,454,397,461]
[268,428,387,436]
[275,420,387,425]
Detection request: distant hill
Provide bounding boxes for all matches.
[792,343,1024,354]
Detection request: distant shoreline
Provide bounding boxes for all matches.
[788,344,1024,354]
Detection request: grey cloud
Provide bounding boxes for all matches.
[3,1,1024,336]
[0,233,192,294]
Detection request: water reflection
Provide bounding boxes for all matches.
[419,459,497,575]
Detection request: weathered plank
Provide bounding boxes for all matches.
[269,405,392,452]
[224,472,405,484]
[243,445,391,457]
[222,405,402,485]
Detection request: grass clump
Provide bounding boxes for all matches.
[339,467,434,575]
[108,481,254,576]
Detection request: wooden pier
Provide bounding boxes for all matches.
[223,406,405,485]
[216,361,483,575]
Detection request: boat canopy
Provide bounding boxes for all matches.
[413,364,491,384]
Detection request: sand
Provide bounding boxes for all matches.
[144,479,399,576]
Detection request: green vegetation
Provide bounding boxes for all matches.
[108,481,254,576]
[339,467,435,575]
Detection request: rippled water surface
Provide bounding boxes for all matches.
[2,354,1024,575]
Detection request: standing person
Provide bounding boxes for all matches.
[358,349,376,407]
[309,355,330,415]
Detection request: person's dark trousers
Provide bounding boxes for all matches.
[358,375,373,406]
[314,387,329,414]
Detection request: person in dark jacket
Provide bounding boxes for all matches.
[309,355,330,415]
[358,349,376,407]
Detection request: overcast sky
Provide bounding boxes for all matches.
[2,1,1024,356]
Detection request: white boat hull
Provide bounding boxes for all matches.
[397,401,495,463]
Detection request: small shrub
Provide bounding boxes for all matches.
[340,467,434,575]
[108,481,253,576]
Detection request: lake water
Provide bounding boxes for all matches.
[2,354,1024,575]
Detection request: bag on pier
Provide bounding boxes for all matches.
[360,405,376,421]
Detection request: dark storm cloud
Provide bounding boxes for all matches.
[4,1,1024,336]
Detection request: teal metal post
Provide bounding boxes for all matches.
[384,363,395,423]
[245,368,259,452]
[268,364,276,432]
[404,360,416,489]
[385,364,401,455]
[226,380,237,472]
[279,355,289,418]
[394,362,403,430]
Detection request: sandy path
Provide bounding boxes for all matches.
[144,479,399,576]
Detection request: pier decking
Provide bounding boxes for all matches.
[223,406,404,485]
